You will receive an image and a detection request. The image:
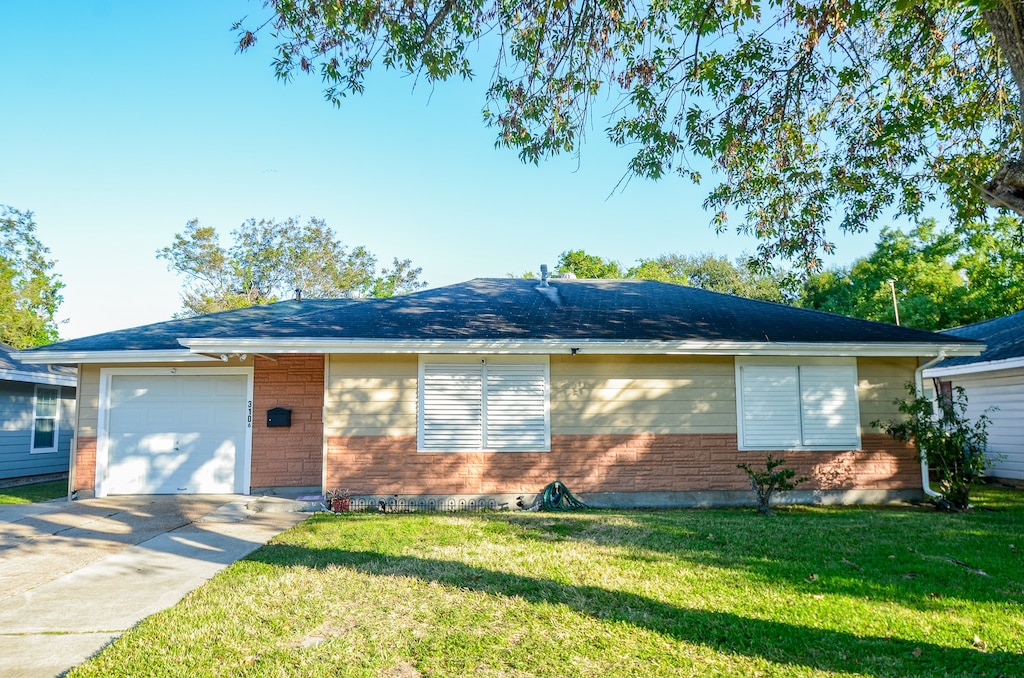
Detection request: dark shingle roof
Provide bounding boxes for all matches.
[930,309,1024,368]
[25,279,975,354]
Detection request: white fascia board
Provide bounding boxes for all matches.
[923,355,1024,378]
[178,337,985,358]
[13,350,220,365]
[0,368,77,387]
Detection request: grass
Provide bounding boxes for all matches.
[0,479,67,504]
[70,487,1023,677]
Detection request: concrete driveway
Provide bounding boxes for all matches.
[0,494,309,678]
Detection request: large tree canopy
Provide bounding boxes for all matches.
[0,205,64,349]
[544,248,788,299]
[238,0,1024,270]
[158,217,426,316]
[799,216,1024,329]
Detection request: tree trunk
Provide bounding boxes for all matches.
[982,2,1024,213]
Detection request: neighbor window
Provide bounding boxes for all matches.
[32,386,60,453]
[736,359,861,450]
[418,357,550,452]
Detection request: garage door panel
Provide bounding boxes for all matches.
[103,373,249,495]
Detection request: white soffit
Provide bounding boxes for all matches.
[924,355,1024,378]
[14,350,219,365]
[177,338,986,358]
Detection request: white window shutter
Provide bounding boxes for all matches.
[799,365,860,447]
[485,365,548,451]
[740,366,801,448]
[421,364,483,451]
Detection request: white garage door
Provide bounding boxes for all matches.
[103,373,250,495]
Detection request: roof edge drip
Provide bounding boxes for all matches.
[176,338,985,358]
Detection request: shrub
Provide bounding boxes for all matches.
[737,455,808,515]
[873,384,992,511]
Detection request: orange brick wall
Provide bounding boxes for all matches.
[72,436,97,492]
[325,433,918,495]
[250,355,324,489]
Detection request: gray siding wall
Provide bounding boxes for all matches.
[0,382,74,480]
[949,367,1024,481]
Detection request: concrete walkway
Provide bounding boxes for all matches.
[0,495,309,678]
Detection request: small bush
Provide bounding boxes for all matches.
[873,384,992,511]
[737,455,808,515]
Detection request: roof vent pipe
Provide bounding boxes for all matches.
[540,264,549,287]
[294,289,302,302]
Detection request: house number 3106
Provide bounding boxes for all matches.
[247,400,253,428]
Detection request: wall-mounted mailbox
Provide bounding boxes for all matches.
[267,407,292,428]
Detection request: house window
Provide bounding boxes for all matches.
[32,386,60,453]
[736,359,861,450]
[418,358,550,452]
[934,379,954,418]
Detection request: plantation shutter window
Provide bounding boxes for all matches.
[739,366,802,449]
[737,360,861,450]
[421,364,484,451]
[419,359,550,452]
[485,365,548,451]
[32,386,60,452]
[798,365,860,448]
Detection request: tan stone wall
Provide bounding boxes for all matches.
[857,357,919,429]
[550,354,737,434]
[326,432,917,495]
[250,355,324,489]
[325,355,417,437]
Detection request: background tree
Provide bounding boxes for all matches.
[158,217,425,316]
[538,249,789,301]
[0,205,64,348]
[236,1,1024,271]
[555,250,624,279]
[800,217,1024,330]
[628,253,790,302]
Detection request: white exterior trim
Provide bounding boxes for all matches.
[14,350,219,365]
[417,355,551,453]
[735,357,862,451]
[923,355,1024,379]
[174,337,983,358]
[30,384,61,454]
[95,366,254,498]
[0,367,77,386]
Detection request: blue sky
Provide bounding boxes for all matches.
[2,1,880,340]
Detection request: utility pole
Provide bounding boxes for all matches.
[887,279,900,326]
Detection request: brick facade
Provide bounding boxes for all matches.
[250,355,324,489]
[325,433,918,496]
[72,436,97,492]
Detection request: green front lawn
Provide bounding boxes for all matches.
[71,487,1024,677]
[0,479,67,504]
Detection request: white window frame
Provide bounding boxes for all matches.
[417,356,550,452]
[31,385,60,453]
[735,357,861,451]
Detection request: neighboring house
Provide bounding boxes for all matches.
[922,309,1024,483]
[17,277,982,506]
[0,343,77,483]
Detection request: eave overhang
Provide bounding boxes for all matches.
[0,367,77,386]
[922,355,1024,378]
[177,337,984,358]
[13,338,984,365]
[13,350,220,365]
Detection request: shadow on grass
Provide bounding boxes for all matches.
[486,503,1024,610]
[247,542,1020,677]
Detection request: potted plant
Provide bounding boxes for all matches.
[326,488,351,513]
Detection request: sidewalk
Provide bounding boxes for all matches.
[0,495,308,677]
